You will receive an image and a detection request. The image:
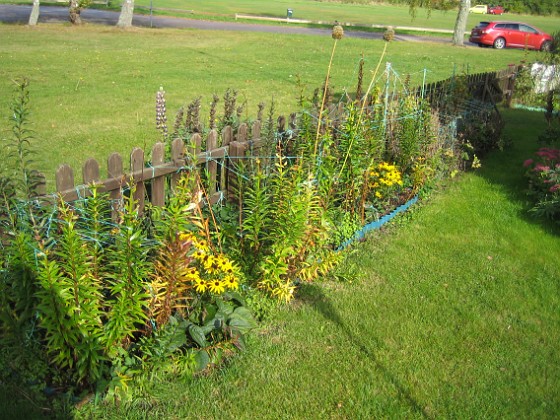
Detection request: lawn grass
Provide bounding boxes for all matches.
[0,23,539,190]
[72,109,560,418]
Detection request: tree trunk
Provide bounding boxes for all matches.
[452,0,471,46]
[69,0,82,25]
[28,0,40,25]
[117,0,135,28]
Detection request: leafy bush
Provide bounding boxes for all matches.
[524,147,560,222]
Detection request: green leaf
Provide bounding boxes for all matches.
[228,307,257,335]
[165,325,187,353]
[216,299,235,316]
[224,291,246,306]
[188,324,209,347]
[201,303,217,325]
[200,322,216,335]
[193,349,210,372]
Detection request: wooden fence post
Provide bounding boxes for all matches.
[83,158,100,186]
[151,143,165,207]
[131,148,145,213]
[56,164,74,196]
[171,138,185,189]
[252,120,261,140]
[107,152,123,220]
[222,125,233,146]
[236,123,248,143]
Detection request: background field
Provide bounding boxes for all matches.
[0,0,558,34]
[0,23,542,190]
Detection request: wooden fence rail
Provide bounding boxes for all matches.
[35,66,519,212]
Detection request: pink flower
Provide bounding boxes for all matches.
[523,159,534,168]
[536,148,560,161]
[534,164,550,172]
[550,184,560,193]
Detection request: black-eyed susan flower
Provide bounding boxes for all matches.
[209,280,226,294]
[224,274,239,290]
[193,278,207,293]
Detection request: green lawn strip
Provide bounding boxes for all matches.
[75,109,560,418]
[0,24,533,190]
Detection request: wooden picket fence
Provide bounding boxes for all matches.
[411,65,518,108]
[34,66,519,212]
[36,121,258,213]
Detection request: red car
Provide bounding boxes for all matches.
[469,21,553,51]
[488,5,505,15]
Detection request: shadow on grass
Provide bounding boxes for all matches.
[477,108,560,235]
[298,282,431,419]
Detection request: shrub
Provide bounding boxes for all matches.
[524,147,560,222]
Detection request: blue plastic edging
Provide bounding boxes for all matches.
[336,195,419,252]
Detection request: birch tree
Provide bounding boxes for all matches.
[408,0,472,47]
[117,0,135,28]
[28,0,40,26]
[452,0,471,46]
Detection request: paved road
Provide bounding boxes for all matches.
[0,4,464,45]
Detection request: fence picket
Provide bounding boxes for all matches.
[171,137,185,189]
[131,148,145,213]
[107,152,124,219]
[206,129,218,198]
[151,143,165,207]
[83,158,100,185]
[56,164,74,195]
[223,125,233,146]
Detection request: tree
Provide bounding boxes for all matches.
[28,0,40,26]
[117,0,135,28]
[68,0,91,25]
[408,0,472,47]
[452,0,471,46]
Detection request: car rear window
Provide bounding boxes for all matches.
[477,22,490,28]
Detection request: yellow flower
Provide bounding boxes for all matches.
[203,255,221,274]
[193,278,207,293]
[218,256,234,273]
[185,267,200,281]
[224,274,239,290]
[196,239,209,252]
[209,280,226,294]
[193,249,206,261]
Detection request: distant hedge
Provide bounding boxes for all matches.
[324,0,560,16]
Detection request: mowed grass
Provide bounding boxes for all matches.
[75,109,560,418]
[0,23,539,190]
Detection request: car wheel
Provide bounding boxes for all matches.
[493,37,506,49]
[541,41,552,52]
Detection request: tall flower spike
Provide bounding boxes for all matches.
[155,86,168,138]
